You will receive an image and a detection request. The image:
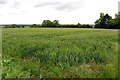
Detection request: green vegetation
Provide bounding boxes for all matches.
[2,12,120,29]
[95,12,120,29]
[0,28,2,78]
[2,28,118,78]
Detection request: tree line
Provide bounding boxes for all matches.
[3,20,93,28]
[2,12,120,29]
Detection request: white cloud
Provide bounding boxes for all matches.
[118,1,120,12]
[0,0,119,24]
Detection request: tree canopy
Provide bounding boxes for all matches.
[95,12,120,29]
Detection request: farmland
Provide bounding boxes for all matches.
[2,28,118,78]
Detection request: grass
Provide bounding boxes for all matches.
[0,28,2,78]
[2,28,118,78]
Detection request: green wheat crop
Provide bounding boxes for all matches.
[2,28,118,78]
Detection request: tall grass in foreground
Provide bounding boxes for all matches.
[0,28,2,78]
[2,28,118,78]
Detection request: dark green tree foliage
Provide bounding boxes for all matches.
[31,24,42,28]
[53,20,60,27]
[95,12,120,29]
[9,24,17,28]
[41,20,60,27]
[42,20,55,27]
[107,13,120,29]
[101,14,112,28]
[58,24,93,28]
[4,24,25,28]
[95,13,112,28]
[113,12,120,28]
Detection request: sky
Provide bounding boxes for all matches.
[118,1,120,12]
[0,0,119,24]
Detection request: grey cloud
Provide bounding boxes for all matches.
[0,0,21,9]
[34,2,61,7]
[34,1,83,12]
[55,2,81,11]
[0,0,8,4]
[11,2,20,9]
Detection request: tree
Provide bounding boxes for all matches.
[42,20,53,27]
[95,12,120,29]
[9,24,17,28]
[95,19,101,28]
[95,13,112,28]
[95,13,105,28]
[42,20,60,27]
[101,14,112,28]
[31,24,42,28]
[100,13,105,20]
[115,12,120,19]
[53,20,60,27]
[114,12,120,29]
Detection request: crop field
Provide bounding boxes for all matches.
[2,28,118,78]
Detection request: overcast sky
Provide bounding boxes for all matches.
[0,0,119,24]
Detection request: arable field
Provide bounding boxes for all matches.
[2,28,118,78]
